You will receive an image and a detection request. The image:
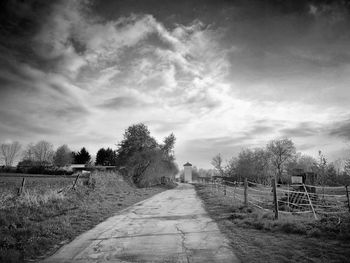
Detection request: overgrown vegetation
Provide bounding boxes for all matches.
[116,123,179,187]
[0,172,168,262]
[1,123,178,186]
[211,138,350,186]
[195,184,350,262]
[198,185,350,239]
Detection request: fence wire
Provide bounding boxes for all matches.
[203,179,350,218]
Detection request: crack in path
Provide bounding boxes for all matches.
[41,184,240,263]
[175,224,191,263]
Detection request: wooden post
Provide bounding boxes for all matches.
[287,184,290,211]
[72,173,81,190]
[322,186,325,201]
[244,178,248,207]
[233,182,236,200]
[303,184,317,220]
[346,185,350,213]
[18,177,26,196]
[272,178,279,220]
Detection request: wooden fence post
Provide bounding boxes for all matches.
[244,178,248,207]
[287,184,290,211]
[72,173,81,190]
[303,184,317,220]
[272,178,279,220]
[233,182,236,200]
[346,185,350,213]
[18,177,26,196]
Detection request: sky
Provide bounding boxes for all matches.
[1,0,350,168]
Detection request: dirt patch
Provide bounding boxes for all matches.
[195,184,350,263]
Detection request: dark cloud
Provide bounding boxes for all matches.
[1,0,349,167]
[181,95,221,111]
[247,122,276,135]
[280,122,321,137]
[98,96,150,110]
[328,119,350,140]
[0,1,58,64]
[0,110,56,137]
[189,136,250,149]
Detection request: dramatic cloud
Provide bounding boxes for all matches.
[1,0,350,167]
[329,119,350,140]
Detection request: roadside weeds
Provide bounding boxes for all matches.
[195,184,350,263]
[0,172,170,263]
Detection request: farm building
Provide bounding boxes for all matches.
[183,162,192,183]
[291,168,317,185]
[291,168,317,194]
[65,165,117,173]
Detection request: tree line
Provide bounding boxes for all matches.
[0,123,178,186]
[211,138,350,186]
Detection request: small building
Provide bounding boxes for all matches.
[291,168,317,193]
[291,168,317,185]
[183,162,192,183]
[67,164,86,172]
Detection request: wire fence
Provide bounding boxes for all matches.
[201,178,350,220]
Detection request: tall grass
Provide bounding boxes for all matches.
[0,171,167,262]
[196,184,350,240]
[0,186,67,209]
[17,189,65,207]
[0,191,14,209]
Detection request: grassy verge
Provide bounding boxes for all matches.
[195,184,350,263]
[0,172,171,262]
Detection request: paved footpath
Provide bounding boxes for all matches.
[42,184,240,263]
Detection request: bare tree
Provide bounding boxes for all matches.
[22,143,35,161]
[298,154,318,173]
[316,150,328,185]
[211,153,224,176]
[22,141,54,165]
[0,141,22,166]
[345,158,350,176]
[253,148,272,184]
[33,141,54,164]
[225,157,237,179]
[267,138,296,182]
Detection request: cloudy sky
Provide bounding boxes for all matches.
[1,0,350,168]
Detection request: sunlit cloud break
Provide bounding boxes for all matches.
[1,0,350,168]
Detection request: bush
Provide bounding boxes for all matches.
[0,166,17,173]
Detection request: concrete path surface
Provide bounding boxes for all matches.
[42,184,240,263]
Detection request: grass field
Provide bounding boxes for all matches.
[0,172,171,262]
[195,184,350,263]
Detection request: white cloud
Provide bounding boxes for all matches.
[4,0,349,169]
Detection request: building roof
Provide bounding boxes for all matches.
[70,164,86,168]
[183,162,192,167]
